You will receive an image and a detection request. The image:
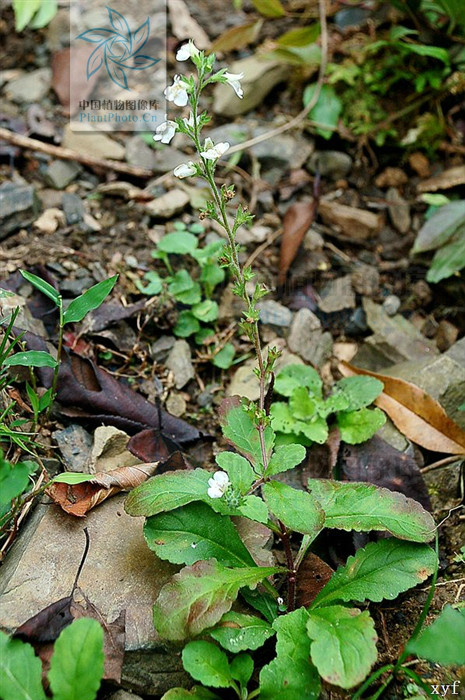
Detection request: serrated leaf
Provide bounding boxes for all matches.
[210,611,274,652]
[308,480,435,542]
[0,631,46,700]
[48,618,104,700]
[169,270,201,305]
[192,299,219,322]
[251,0,285,17]
[299,416,328,444]
[259,608,320,700]
[200,263,225,294]
[20,270,60,305]
[312,539,437,608]
[135,271,163,295]
[182,641,233,688]
[237,495,269,524]
[222,406,275,471]
[63,276,118,324]
[125,468,211,517]
[143,501,257,567]
[216,452,255,492]
[336,376,384,410]
[158,232,198,255]
[274,364,322,397]
[307,606,377,689]
[337,407,386,444]
[153,560,282,640]
[174,310,201,337]
[263,481,325,537]
[406,605,465,665]
[303,84,342,139]
[289,387,318,420]
[230,653,253,686]
[267,443,306,476]
[4,350,57,369]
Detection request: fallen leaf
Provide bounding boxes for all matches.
[80,299,147,334]
[52,46,99,116]
[15,596,74,642]
[296,553,334,608]
[167,0,210,48]
[417,165,465,192]
[211,20,263,53]
[278,200,318,285]
[47,462,159,516]
[318,200,383,241]
[128,430,185,463]
[233,517,275,568]
[339,361,465,454]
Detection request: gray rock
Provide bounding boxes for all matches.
[146,189,189,219]
[387,187,411,234]
[249,129,314,170]
[287,309,333,366]
[62,124,125,160]
[382,294,401,317]
[151,335,176,361]
[108,690,144,700]
[166,340,194,389]
[0,182,40,238]
[125,136,157,171]
[53,425,93,472]
[46,160,82,189]
[62,192,85,225]
[351,264,379,296]
[318,275,355,313]
[166,392,187,417]
[151,147,189,174]
[308,150,352,180]
[363,298,438,365]
[213,56,291,117]
[5,68,52,103]
[204,123,250,148]
[257,300,292,327]
[0,496,187,696]
[61,275,94,296]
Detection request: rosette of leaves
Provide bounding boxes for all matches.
[270,364,386,446]
[136,222,235,368]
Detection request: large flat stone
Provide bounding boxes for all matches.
[0,495,187,695]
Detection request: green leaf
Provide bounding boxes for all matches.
[125,468,211,517]
[401,41,450,64]
[251,0,285,18]
[12,0,41,32]
[20,270,60,305]
[274,364,322,397]
[289,387,318,420]
[153,559,282,641]
[158,232,198,255]
[51,473,98,484]
[0,630,46,700]
[182,641,233,689]
[303,84,342,139]
[263,481,325,537]
[427,233,465,283]
[222,406,275,471]
[0,459,36,505]
[259,609,320,700]
[143,501,256,567]
[169,270,202,305]
[210,611,274,652]
[336,407,386,443]
[192,300,219,322]
[237,495,269,524]
[406,605,465,665]
[135,271,162,295]
[216,452,255,492]
[335,376,384,410]
[63,275,118,324]
[48,618,104,700]
[230,653,253,687]
[200,263,225,294]
[161,687,220,700]
[195,327,215,345]
[174,310,201,337]
[413,200,465,253]
[267,443,306,476]
[312,539,437,608]
[308,480,435,542]
[4,350,57,369]
[277,24,320,47]
[240,588,278,623]
[307,606,377,689]
[213,343,236,369]
[28,0,57,28]
[269,402,298,434]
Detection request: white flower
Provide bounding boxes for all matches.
[153,120,177,144]
[164,75,189,107]
[183,112,195,129]
[207,471,230,499]
[200,138,230,160]
[224,71,244,99]
[173,161,196,178]
[176,40,200,62]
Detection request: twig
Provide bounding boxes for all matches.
[226,0,329,157]
[244,228,283,269]
[0,127,153,179]
[421,455,463,474]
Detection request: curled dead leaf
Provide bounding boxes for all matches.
[278,200,318,285]
[47,462,159,517]
[339,361,465,454]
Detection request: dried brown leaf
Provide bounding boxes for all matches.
[211,20,263,53]
[339,361,465,454]
[296,553,334,608]
[278,200,317,285]
[47,462,159,516]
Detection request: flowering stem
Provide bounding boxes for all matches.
[279,520,296,611]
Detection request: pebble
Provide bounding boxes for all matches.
[375,167,408,188]
[62,124,125,160]
[45,159,82,189]
[436,320,458,352]
[287,308,333,366]
[308,150,352,180]
[250,129,314,170]
[33,207,65,234]
[5,68,52,103]
[125,136,157,171]
[318,275,355,313]
[387,187,411,234]
[257,300,293,327]
[0,182,40,238]
[409,151,430,178]
[166,392,187,417]
[146,189,189,219]
[52,425,93,472]
[151,335,176,361]
[351,264,380,296]
[166,340,195,389]
[382,294,401,316]
[62,192,85,225]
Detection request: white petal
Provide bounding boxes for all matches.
[153,120,177,144]
[213,471,230,487]
[176,43,191,61]
[208,483,223,498]
[173,161,196,178]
